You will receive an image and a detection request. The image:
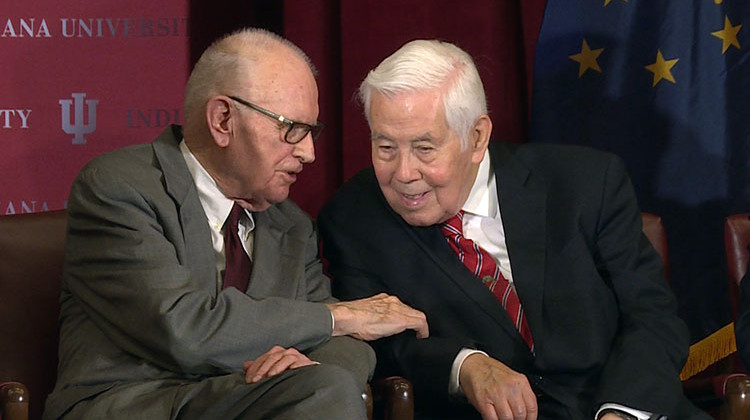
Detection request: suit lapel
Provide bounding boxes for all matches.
[490,143,547,344]
[151,126,299,297]
[152,125,215,275]
[247,204,296,297]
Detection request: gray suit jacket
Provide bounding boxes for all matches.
[45,126,337,418]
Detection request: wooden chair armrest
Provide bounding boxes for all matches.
[683,374,750,419]
[364,383,373,420]
[373,376,413,420]
[720,374,750,420]
[0,382,29,420]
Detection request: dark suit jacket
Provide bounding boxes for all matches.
[319,141,702,419]
[45,126,347,419]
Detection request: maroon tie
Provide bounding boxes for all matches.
[223,203,252,292]
[441,211,534,351]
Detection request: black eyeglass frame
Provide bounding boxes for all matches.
[228,95,324,144]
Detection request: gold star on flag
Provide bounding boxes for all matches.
[569,39,604,77]
[604,0,627,6]
[645,50,679,87]
[711,16,742,53]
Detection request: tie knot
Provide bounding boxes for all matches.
[226,202,245,231]
[441,210,465,238]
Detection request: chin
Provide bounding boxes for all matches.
[271,190,291,203]
[257,187,291,206]
[397,210,443,227]
[236,199,271,212]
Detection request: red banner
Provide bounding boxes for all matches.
[1,1,189,214]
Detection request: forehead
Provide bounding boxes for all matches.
[369,90,450,141]
[237,50,319,119]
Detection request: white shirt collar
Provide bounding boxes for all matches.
[462,150,498,218]
[179,139,253,230]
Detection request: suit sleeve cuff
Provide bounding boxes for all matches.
[596,403,655,420]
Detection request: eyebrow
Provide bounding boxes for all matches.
[371,133,393,142]
[371,133,436,143]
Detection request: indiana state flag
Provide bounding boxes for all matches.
[530,0,749,378]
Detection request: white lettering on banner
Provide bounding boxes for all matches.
[59,93,98,145]
[1,18,51,38]
[0,109,31,128]
[59,17,188,38]
[4,201,51,215]
[127,108,182,129]
[1,17,189,39]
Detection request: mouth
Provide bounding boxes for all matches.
[280,167,303,182]
[398,191,429,207]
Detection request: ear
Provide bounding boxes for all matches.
[206,96,233,148]
[470,114,492,164]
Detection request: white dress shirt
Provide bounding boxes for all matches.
[462,150,512,282]
[448,151,505,394]
[179,140,255,291]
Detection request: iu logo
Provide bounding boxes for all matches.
[59,93,98,144]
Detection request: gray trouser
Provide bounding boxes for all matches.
[63,337,375,420]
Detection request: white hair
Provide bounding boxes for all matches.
[358,39,487,149]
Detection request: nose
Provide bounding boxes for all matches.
[394,150,420,183]
[292,132,315,164]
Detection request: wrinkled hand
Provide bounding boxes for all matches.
[242,345,318,384]
[326,293,429,341]
[460,353,538,420]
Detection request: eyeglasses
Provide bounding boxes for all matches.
[228,95,325,144]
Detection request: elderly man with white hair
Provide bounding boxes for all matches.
[319,39,707,420]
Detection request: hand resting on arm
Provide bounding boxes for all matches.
[326,293,429,341]
[243,293,428,382]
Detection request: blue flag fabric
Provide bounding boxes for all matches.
[531,0,749,343]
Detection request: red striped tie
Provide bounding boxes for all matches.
[441,210,534,351]
[223,203,252,292]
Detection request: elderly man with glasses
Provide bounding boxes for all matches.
[44,28,427,420]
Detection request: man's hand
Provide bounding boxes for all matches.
[242,345,318,384]
[459,353,538,420]
[326,293,429,340]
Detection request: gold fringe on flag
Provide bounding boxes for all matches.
[680,322,737,380]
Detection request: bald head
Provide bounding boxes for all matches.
[180,28,320,212]
[183,28,317,141]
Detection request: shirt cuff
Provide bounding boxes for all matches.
[449,348,488,395]
[596,403,653,420]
